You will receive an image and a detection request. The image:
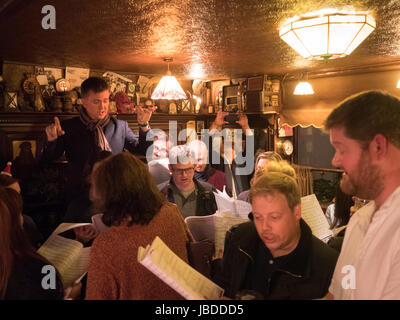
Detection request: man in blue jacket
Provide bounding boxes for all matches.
[41,77,154,203]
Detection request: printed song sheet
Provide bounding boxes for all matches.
[301,194,333,241]
[37,223,91,287]
[214,211,248,256]
[138,236,224,300]
[213,188,252,218]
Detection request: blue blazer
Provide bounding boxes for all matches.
[40,116,152,199]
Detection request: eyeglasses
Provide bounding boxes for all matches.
[173,167,195,175]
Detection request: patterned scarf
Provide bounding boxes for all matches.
[79,107,112,152]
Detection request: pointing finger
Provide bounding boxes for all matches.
[54,116,61,129]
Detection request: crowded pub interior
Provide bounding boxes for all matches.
[1,0,400,304]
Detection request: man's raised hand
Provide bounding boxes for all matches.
[45,116,65,141]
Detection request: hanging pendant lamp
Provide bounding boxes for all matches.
[279,9,376,60]
[151,58,187,100]
[293,73,314,95]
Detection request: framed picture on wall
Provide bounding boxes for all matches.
[12,140,37,160]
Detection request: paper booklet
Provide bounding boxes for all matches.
[300,194,333,241]
[213,186,252,219]
[185,211,249,258]
[37,223,91,288]
[138,236,225,300]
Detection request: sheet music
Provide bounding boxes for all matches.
[138,237,224,300]
[213,191,252,218]
[233,200,252,218]
[301,194,333,240]
[37,222,92,287]
[184,215,215,242]
[214,211,248,257]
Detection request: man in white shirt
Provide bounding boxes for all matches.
[324,90,400,299]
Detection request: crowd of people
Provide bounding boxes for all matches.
[1,77,400,300]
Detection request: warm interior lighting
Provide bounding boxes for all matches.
[397,79,400,89]
[151,58,187,100]
[279,9,376,60]
[293,81,314,95]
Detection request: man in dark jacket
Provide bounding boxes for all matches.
[213,163,338,299]
[159,145,217,218]
[40,77,154,202]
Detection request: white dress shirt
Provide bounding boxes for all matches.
[329,186,400,299]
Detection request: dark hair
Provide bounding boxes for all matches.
[0,187,63,298]
[82,150,113,188]
[81,77,110,98]
[324,90,400,149]
[332,185,354,228]
[0,174,18,187]
[91,152,166,226]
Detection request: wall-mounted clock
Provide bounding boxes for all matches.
[282,139,294,156]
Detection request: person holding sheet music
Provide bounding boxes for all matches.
[159,145,218,218]
[86,152,193,299]
[0,186,64,300]
[213,162,338,299]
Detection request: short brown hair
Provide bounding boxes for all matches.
[91,152,166,226]
[324,90,400,149]
[250,166,300,211]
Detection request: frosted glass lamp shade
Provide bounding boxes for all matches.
[151,75,187,100]
[280,11,376,60]
[293,81,314,95]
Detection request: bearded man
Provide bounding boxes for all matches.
[324,90,400,300]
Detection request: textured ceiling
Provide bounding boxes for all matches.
[1,0,400,80]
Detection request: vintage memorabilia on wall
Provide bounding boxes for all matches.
[66,66,90,90]
[210,80,230,108]
[55,78,71,92]
[169,102,177,114]
[180,99,192,113]
[5,91,18,112]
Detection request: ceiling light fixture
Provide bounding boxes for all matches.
[279,9,376,61]
[293,73,314,95]
[151,58,187,100]
[397,79,400,89]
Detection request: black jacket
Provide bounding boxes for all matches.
[213,219,339,299]
[160,179,217,217]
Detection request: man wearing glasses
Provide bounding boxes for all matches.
[159,145,217,218]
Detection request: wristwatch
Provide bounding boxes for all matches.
[138,121,149,127]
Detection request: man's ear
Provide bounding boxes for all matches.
[369,134,388,160]
[293,204,301,220]
[81,96,88,109]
